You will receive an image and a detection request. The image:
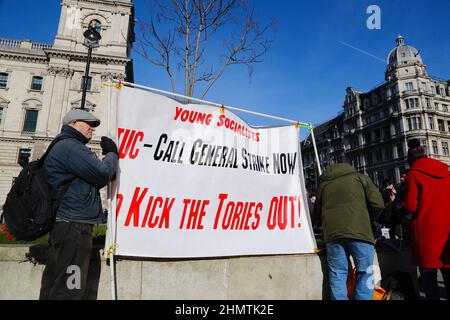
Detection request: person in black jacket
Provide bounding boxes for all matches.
[39,108,119,300]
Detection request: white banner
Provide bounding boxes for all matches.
[113,86,316,258]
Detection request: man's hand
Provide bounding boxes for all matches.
[100,136,119,156]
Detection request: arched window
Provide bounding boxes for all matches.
[22,99,42,133]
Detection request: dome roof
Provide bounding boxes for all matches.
[387,35,422,68]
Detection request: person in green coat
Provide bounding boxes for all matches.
[313,163,384,300]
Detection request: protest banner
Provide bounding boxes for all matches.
[113,85,316,258]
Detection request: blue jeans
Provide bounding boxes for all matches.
[326,240,375,300]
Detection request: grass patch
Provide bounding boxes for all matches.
[0,224,108,245]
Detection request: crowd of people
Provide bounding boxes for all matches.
[311,138,450,300]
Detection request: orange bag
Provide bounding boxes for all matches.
[373,286,388,300]
[347,266,387,300]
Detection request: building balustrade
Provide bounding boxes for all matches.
[0,37,52,50]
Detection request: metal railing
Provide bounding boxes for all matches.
[0,38,21,48]
[0,37,52,50]
[31,42,52,50]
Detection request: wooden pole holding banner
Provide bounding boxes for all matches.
[106,78,117,300]
[295,126,319,252]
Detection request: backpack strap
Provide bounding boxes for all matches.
[39,135,76,203]
[55,178,75,206]
[37,135,73,165]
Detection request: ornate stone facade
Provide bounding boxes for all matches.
[302,36,450,190]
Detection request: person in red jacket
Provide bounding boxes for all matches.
[402,139,450,300]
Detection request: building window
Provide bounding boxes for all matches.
[22,110,38,132]
[30,76,43,91]
[438,119,445,132]
[18,148,31,166]
[365,132,372,144]
[397,143,404,158]
[350,136,358,149]
[392,102,400,112]
[448,121,450,132]
[0,107,3,125]
[428,116,434,130]
[0,72,8,88]
[443,104,448,112]
[375,149,382,163]
[405,98,419,109]
[372,95,379,105]
[420,139,429,154]
[421,82,427,91]
[434,102,439,110]
[347,107,353,117]
[431,86,436,94]
[405,82,414,91]
[383,126,391,139]
[367,153,373,166]
[394,120,401,135]
[432,140,438,155]
[408,116,422,130]
[81,76,92,91]
[443,142,449,156]
[425,98,431,109]
[385,147,393,161]
[374,128,381,141]
[390,85,398,96]
[372,113,380,122]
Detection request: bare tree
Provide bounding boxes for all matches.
[135,0,276,99]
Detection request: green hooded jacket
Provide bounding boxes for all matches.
[313,163,384,244]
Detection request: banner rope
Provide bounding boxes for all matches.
[105,243,119,259]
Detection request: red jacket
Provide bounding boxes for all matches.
[402,157,450,268]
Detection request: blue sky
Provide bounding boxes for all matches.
[0,0,449,137]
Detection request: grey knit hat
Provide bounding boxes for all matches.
[62,108,100,127]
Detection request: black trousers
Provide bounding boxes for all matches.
[39,221,93,300]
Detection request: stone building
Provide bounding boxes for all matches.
[0,0,134,208]
[302,35,450,190]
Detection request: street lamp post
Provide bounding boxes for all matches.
[80,21,101,110]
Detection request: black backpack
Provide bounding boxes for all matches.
[2,136,73,241]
